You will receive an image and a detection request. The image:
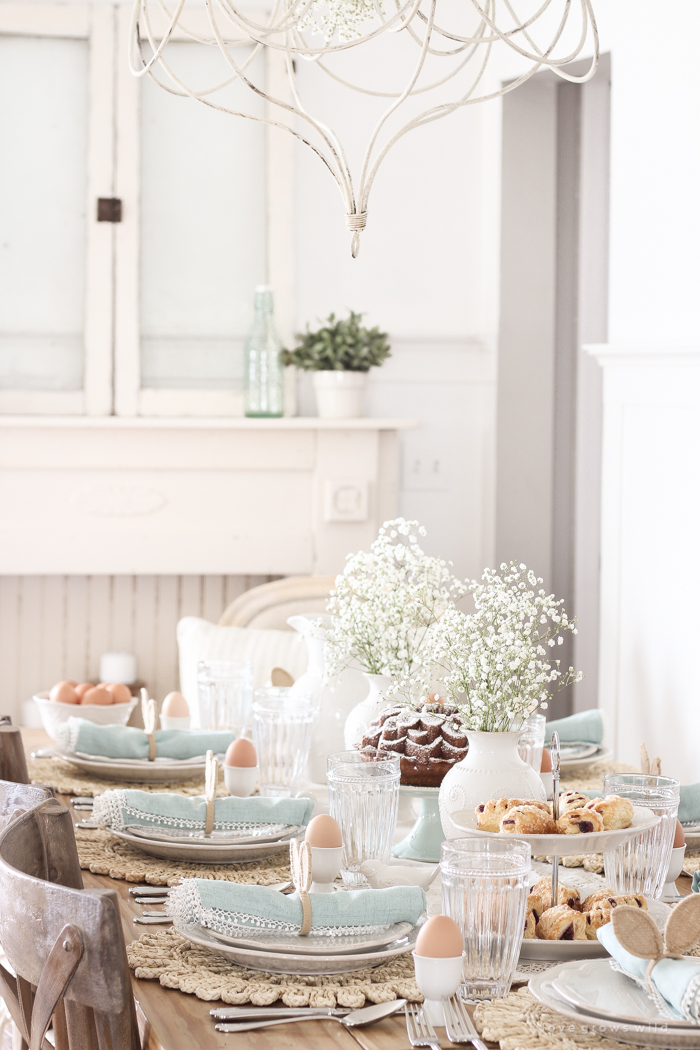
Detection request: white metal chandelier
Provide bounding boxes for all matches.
[130,0,598,255]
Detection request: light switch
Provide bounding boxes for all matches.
[323,479,369,522]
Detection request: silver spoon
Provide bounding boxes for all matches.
[215,998,406,1032]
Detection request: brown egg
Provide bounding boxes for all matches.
[161,692,189,718]
[106,683,132,705]
[415,915,464,958]
[75,683,93,700]
[82,686,112,706]
[305,814,343,848]
[541,748,552,773]
[50,681,79,705]
[225,739,257,768]
[674,819,686,848]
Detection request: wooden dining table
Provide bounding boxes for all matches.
[21,728,693,1050]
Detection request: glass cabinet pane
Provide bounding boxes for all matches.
[0,35,88,390]
[140,42,267,390]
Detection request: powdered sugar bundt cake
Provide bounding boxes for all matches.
[359,700,468,786]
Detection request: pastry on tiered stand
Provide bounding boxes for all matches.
[360,700,468,787]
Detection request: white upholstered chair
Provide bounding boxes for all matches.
[218,576,336,631]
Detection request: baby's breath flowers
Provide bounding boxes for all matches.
[412,563,581,732]
[325,519,466,680]
[298,0,381,44]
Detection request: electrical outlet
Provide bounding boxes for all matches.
[323,479,369,522]
[402,448,450,491]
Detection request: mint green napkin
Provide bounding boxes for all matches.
[545,709,604,746]
[598,922,700,1022]
[92,789,314,832]
[679,784,700,825]
[169,878,427,936]
[57,718,235,761]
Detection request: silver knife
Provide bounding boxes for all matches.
[210,1007,350,1020]
[129,886,170,896]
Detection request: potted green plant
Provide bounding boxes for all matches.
[282,310,391,418]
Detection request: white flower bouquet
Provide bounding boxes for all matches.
[325,518,465,680]
[414,562,582,732]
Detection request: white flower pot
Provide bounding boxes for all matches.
[312,371,367,419]
[438,729,547,840]
[343,673,393,749]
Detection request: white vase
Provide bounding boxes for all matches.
[312,371,367,419]
[287,614,365,782]
[343,673,393,749]
[438,729,547,840]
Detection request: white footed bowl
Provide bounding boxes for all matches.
[34,692,137,742]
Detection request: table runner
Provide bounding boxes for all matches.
[127,927,422,1009]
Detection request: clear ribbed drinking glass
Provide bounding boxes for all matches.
[326,750,400,887]
[603,774,680,899]
[252,688,316,797]
[517,712,546,771]
[197,660,254,734]
[441,837,531,1001]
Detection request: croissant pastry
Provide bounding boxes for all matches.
[584,795,634,831]
[558,791,591,815]
[500,805,557,835]
[530,877,581,911]
[556,808,604,835]
[536,904,586,941]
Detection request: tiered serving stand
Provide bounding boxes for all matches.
[449,732,662,960]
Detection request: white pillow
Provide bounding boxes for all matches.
[177,617,308,726]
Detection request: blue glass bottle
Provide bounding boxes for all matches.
[244,285,284,418]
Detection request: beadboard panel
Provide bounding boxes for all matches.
[0,574,272,723]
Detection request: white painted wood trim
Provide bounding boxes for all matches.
[83,3,117,415]
[266,46,295,350]
[0,393,84,415]
[585,343,700,364]
[0,416,418,430]
[114,2,141,417]
[0,2,89,36]
[138,389,244,417]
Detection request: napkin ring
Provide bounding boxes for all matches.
[204,750,218,837]
[290,839,313,936]
[141,690,157,762]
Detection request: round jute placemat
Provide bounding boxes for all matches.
[474,985,657,1049]
[28,756,229,798]
[127,927,422,1009]
[75,827,291,886]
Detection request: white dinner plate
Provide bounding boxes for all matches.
[206,921,413,956]
[55,750,209,782]
[552,958,700,1029]
[530,964,700,1048]
[549,741,599,761]
[519,897,670,961]
[111,827,302,863]
[124,823,300,846]
[450,803,660,856]
[177,919,421,975]
[559,746,612,773]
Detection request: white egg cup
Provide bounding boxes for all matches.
[224,765,258,798]
[159,715,191,731]
[661,844,687,901]
[309,845,344,893]
[412,952,465,1026]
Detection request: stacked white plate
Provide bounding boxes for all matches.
[681,821,700,850]
[55,749,211,782]
[544,739,612,773]
[175,914,423,975]
[111,822,306,863]
[530,958,700,1048]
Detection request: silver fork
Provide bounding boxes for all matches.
[405,1002,441,1050]
[443,995,488,1050]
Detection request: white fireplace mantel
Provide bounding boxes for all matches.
[0,416,417,576]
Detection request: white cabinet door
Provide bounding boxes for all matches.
[0,2,115,415]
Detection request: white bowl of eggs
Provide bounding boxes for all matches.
[34,680,138,741]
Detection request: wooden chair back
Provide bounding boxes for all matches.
[219,575,335,629]
[0,791,140,1050]
[0,723,30,784]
